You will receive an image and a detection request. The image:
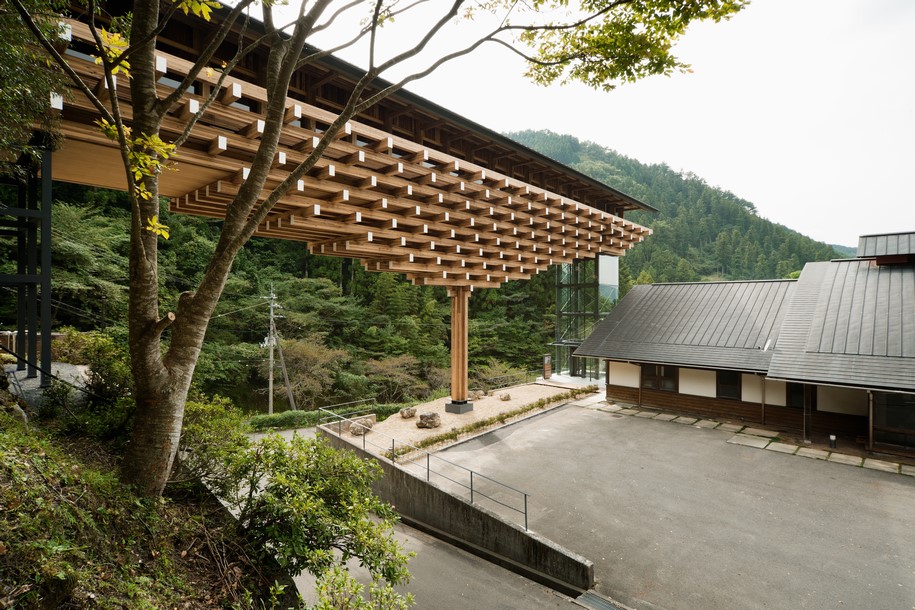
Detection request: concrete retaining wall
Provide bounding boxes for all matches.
[320,428,594,595]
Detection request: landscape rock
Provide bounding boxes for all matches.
[400,407,416,419]
[349,416,374,436]
[499,393,511,401]
[416,412,441,429]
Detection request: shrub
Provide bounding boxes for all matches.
[170,395,251,497]
[249,403,408,432]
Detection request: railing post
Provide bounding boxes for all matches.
[391,439,396,464]
[363,431,366,451]
[426,452,430,482]
[470,471,474,504]
[524,494,529,531]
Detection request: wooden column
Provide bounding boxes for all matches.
[446,286,473,413]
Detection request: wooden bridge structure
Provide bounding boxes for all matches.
[6,11,652,410]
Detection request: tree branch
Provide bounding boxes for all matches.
[7,0,115,125]
[152,311,177,336]
[156,0,259,119]
[311,0,364,35]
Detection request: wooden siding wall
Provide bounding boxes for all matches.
[606,385,866,437]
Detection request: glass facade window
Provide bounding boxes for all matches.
[642,365,677,392]
[717,370,741,400]
[553,255,619,380]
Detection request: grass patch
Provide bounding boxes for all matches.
[0,414,284,608]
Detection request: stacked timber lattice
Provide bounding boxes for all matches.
[54,20,651,291]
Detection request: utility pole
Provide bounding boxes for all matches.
[267,284,275,415]
[263,284,297,414]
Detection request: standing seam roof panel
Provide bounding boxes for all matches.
[903,270,915,357]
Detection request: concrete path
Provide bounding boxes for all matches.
[436,404,915,610]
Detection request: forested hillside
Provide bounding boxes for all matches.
[508,130,843,283]
[2,131,843,413]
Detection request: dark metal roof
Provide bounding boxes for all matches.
[575,280,795,372]
[767,260,915,392]
[857,232,915,257]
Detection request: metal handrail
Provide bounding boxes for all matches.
[318,408,530,530]
[469,369,541,393]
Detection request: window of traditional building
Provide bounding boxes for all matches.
[717,370,741,400]
[641,364,677,392]
[786,383,816,409]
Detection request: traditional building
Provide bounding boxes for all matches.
[576,232,915,455]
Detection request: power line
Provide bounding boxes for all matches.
[211,300,270,319]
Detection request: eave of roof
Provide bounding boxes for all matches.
[195,3,656,215]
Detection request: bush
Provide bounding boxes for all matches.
[42,329,135,443]
[0,414,195,607]
[170,395,251,497]
[175,400,415,608]
[230,435,412,589]
[249,403,408,432]
[470,358,530,392]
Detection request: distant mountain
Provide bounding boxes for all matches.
[830,244,857,258]
[508,130,841,284]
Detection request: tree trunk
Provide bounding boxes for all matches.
[121,368,193,496]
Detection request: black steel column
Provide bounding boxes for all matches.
[15,181,27,371]
[40,149,53,387]
[26,171,38,378]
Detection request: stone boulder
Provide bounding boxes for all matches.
[350,416,374,436]
[416,412,441,429]
[400,407,416,419]
[499,393,511,401]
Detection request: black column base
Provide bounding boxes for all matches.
[445,400,474,414]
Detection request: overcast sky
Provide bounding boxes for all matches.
[303,0,915,247]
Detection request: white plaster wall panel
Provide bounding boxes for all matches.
[679,368,716,398]
[765,379,787,406]
[742,373,764,403]
[608,362,641,388]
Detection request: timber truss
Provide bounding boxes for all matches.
[43,19,652,408]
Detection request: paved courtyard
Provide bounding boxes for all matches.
[436,404,915,610]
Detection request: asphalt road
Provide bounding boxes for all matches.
[294,520,581,610]
[437,405,915,610]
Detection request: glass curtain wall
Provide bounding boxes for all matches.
[552,255,618,379]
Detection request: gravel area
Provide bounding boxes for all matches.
[4,362,89,412]
[369,380,595,450]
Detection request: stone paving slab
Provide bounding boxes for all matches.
[695,419,720,429]
[765,442,799,454]
[727,434,771,449]
[634,411,657,418]
[718,423,744,433]
[575,393,609,406]
[863,459,900,473]
[742,427,779,438]
[600,404,623,412]
[618,408,640,415]
[654,413,678,421]
[797,447,830,460]
[673,416,698,425]
[901,464,915,477]
[828,453,863,467]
